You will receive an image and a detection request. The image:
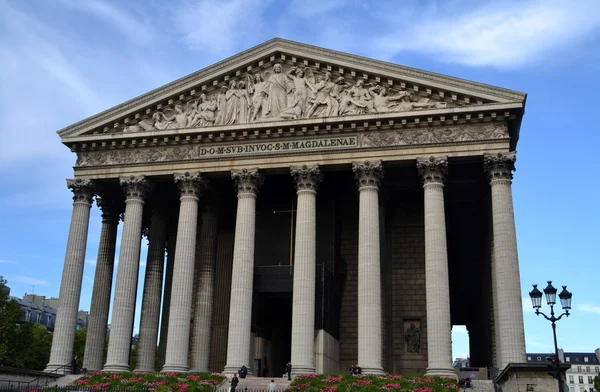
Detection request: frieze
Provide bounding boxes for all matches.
[75,123,508,168]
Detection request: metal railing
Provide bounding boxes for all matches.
[0,363,71,391]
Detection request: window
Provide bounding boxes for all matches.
[570,376,574,383]
[570,388,575,392]
[596,366,599,373]
[587,366,591,372]
[585,357,589,363]
[567,356,571,362]
[579,376,584,384]
[580,388,585,392]
[589,376,593,383]
[537,356,542,361]
[578,366,582,372]
[527,356,531,360]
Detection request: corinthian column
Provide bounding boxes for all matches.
[163,172,205,372]
[158,229,176,370]
[189,194,220,372]
[224,169,263,376]
[290,165,322,376]
[83,198,119,372]
[353,161,384,375]
[46,179,95,373]
[104,176,152,372]
[484,153,526,368]
[417,157,455,378]
[135,207,168,372]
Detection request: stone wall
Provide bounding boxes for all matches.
[315,329,340,374]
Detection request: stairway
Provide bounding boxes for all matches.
[215,376,293,391]
[466,380,496,392]
[45,374,85,388]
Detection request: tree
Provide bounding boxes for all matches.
[594,374,600,391]
[0,276,23,366]
[73,327,87,365]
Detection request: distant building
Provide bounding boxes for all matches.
[527,349,600,392]
[453,358,471,369]
[11,293,89,332]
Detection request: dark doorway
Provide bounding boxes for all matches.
[252,292,292,378]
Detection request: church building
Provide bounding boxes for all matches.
[46,39,527,378]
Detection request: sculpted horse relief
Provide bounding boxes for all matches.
[122,63,456,134]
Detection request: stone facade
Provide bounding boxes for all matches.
[48,39,528,377]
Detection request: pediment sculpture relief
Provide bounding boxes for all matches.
[121,64,465,134]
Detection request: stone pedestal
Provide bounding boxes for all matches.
[224,169,263,376]
[46,179,95,373]
[135,207,168,372]
[104,176,151,372]
[353,161,384,375]
[485,153,526,369]
[83,198,119,372]
[417,157,455,378]
[163,172,205,372]
[290,165,322,376]
[496,363,569,392]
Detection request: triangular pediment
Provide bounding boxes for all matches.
[58,38,525,140]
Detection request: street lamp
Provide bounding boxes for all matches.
[529,281,573,392]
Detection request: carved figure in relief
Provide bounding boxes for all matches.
[222,80,241,125]
[248,73,268,122]
[152,112,176,130]
[123,118,156,133]
[306,72,337,118]
[263,64,289,119]
[214,85,229,125]
[187,94,217,127]
[279,66,315,120]
[340,79,372,116]
[237,81,251,124]
[405,323,420,354]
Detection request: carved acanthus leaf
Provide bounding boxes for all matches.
[120,175,152,201]
[484,153,516,181]
[291,165,323,192]
[96,197,120,222]
[174,172,205,199]
[417,157,448,185]
[353,160,383,189]
[231,168,263,196]
[67,179,95,204]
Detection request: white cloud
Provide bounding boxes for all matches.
[0,260,16,264]
[374,0,600,69]
[9,276,50,286]
[577,304,600,315]
[173,0,272,55]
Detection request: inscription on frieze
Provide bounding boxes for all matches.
[75,124,507,167]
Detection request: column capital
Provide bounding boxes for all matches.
[417,156,448,185]
[232,168,263,196]
[291,165,323,193]
[484,153,516,182]
[353,160,383,190]
[174,172,205,199]
[120,175,152,201]
[96,198,120,223]
[66,178,95,204]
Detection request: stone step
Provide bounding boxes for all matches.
[45,374,85,387]
[216,377,292,391]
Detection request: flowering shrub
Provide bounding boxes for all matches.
[287,373,459,392]
[66,371,225,391]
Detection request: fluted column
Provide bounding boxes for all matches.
[158,230,176,370]
[290,165,322,376]
[417,157,455,378]
[224,169,263,375]
[135,207,168,372]
[104,176,152,372]
[163,172,205,372]
[46,179,95,373]
[189,195,220,372]
[484,153,526,368]
[353,161,384,375]
[83,198,119,371]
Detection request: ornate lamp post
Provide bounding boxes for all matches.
[529,281,573,392]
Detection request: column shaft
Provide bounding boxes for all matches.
[189,200,219,372]
[290,166,321,375]
[418,157,455,378]
[46,179,94,373]
[163,173,204,372]
[157,231,176,370]
[104,176,150,372]
[135,208,168,372]
[224,169,262,375]
[353,161,384,375]
[485,154,526,368]
[83,198,119,371]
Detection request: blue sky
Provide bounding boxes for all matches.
[0,0,599,361]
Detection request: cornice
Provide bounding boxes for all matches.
[57,38,526,140]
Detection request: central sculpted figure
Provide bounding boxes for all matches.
[263,64,288,119]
